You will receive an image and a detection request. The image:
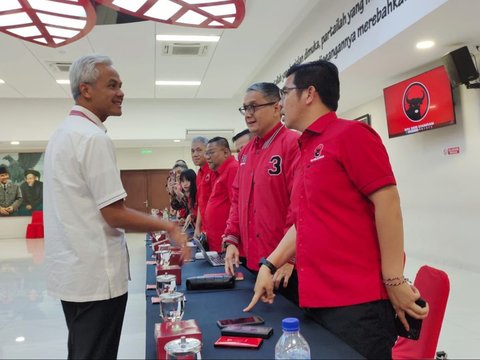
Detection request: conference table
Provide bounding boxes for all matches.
[144,236,363,359]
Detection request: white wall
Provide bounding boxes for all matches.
[341,85,480,272]
[116,147,195,170]
[0,98,246,143]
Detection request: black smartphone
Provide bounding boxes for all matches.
[221,324,273,339]
[395,298,427,340]
[216,315,264,328]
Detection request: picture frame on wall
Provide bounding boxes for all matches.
[354,113,371,126]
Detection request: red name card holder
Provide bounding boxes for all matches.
[152,240,172,252]
[155,320,202,360]
[157,265,182,285]
[169,250,182,266]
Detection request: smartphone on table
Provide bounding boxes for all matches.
[214,336,263,349]
[216,315,264,328]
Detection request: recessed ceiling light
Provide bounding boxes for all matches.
[56,79,70,84]
[156,81,201,86]
[0,79,5,84]
[416,40,435,49]
[10,141,20,145]
[15,336,25,342]
[173,139,181,143]
[156,34,220,42]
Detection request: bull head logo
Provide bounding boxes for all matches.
[403,82,430,122]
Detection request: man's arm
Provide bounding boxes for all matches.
[100,200,188,254]
[370,185,429,330]
[243,225,297,312]
[223,170,242,274]
[194,208,202,238]
[10,185,23,211]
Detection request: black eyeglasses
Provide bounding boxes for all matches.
[238,102,277,115]
[279,87,305,99]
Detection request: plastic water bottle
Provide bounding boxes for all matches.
[275,317,311,359]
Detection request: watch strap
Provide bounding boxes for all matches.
[259,257,277,275]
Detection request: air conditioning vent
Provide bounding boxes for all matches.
[48,61,72,72]
[161,42,209,56]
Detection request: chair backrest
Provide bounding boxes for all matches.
[393,265,450,359]
[31,210,43,224]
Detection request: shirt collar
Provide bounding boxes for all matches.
[306,112,337,134]
[71,105,108,133]
[215,155,235,175]
[254,121,283,149]
[199,162,210,173]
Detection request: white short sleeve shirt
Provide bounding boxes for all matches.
[44,105,129,302]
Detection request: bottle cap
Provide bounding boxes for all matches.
[282,317,299,331]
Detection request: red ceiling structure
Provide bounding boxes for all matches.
[0,0,246,48]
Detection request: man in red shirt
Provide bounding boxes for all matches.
[231,128,251,154]
[203,137,238,253]
[190,136,214,238]
[244,60,429,359]
[223,82,300,305]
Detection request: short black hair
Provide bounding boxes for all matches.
[286,60,340,111]
[0,166,8,174]
[208,136,230,151]
[232,129,251,143]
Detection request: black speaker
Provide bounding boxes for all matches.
[442,46,479,86]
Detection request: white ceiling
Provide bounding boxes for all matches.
[0,0,479,150]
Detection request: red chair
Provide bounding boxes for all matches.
[393,265,450,359]
[31,210,43,224]
[26,210,44,239]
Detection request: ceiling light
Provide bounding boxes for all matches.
[416,40,435,49]
[112,0,145,13]
[145,0,182,20]
[173,139,181,143]
[56,79,70,84]
[0,0,96,48]
[199,4,235,16]
[8,26,41,37]
[11,141,20,145]
[0,12,31,27]
[97,0,245,28]
[156,34,220,42]
[15,336,25,342]
[0,1,22,12]
[176,10,206,25]
[156,80,201,86]
[0,79,5,84]
[0,1,245,47]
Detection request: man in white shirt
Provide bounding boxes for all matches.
[44,55,187,360]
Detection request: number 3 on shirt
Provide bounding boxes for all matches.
[268,155,282,176]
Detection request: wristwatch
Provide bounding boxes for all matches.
[259,257,277,275]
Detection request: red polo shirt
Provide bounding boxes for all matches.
[223,123,299,270]
[293,112,396,308]
[196,163,214,231]
[204,156,239,252]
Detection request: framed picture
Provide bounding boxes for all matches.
[354,113,371,126]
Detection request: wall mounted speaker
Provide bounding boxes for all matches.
[442,46,479,86]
